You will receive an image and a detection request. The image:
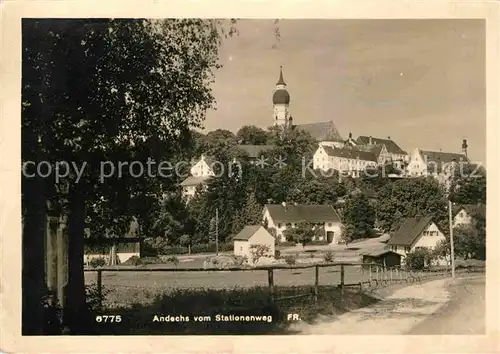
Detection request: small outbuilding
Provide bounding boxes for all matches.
[233,225,275,260]
[361,249,402,268]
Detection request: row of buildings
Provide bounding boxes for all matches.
[181,67,478,199]
[233,202,485,264]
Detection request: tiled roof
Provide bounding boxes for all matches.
[420,150,469,164]
[350,144,384,159]
[180,175,211,186]
[362,248,401,257]
[233,225,268,241]
[322,146,377,162]
[357,136,407,155]
[294,121,344,142]
[387,216,434,246]
[265,204,341,223]
[236,144,275,158]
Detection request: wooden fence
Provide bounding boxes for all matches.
[86,262,485,309]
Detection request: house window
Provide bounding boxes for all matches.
[328,223,332,227]
[240,246,243,251]
[278,223,282,228]
[286,223,292,228]
[391,246,397,252]
[404,246,410,253]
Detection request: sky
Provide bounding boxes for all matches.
[203,19,486,163]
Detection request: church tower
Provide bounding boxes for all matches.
[272,66,291,127]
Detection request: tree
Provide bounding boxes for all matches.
[376,178,448,233]
[283,222,322,247]
[449,164,486,205]
[22,19,233,334]
[236,125,270,145]
[341,193,376,242]
[405,248,435,271]
[249,244,272,264]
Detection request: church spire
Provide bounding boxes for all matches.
[276,65,286,86]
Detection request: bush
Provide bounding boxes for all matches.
[284,255,297,266]
[405,248,434,271]
[233,255,248,267]
[124,255,142,266]
[275,250,281,259]
[41,291,63,334]
[309,240,329,246]
[86,284,111,312]
[166,255,180,266]
[89,256,106,268]
[323,251,334,263]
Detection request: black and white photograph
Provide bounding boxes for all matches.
[1,2,498,352]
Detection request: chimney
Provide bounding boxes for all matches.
[369,136,373,145]
[462,139,468,158]
[387,136,391,140]
[348,132,352,139]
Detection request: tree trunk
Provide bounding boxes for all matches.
[22,176,48,334]
[188,244,191,254]
[64,186,91,334]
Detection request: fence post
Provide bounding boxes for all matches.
[390,268,393,282]
[369,264,372,284]
[267,268,274,301]
[314,265,319,303]
[376,265,379,284]
[340,264,345,290]
[360,265,364,289]
[97,269,103,309]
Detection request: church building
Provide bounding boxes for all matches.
[272,66,344,144]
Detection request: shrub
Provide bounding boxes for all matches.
[284,255,297,266]
[323,251,334,263]
[166,255,180,267]
[275,250,281,259]
[124,255,142,266]
[86,284,111,312]
[41,291,63,334]
[233,255,248,267]
[405,248,434,271]
[250,244,271,264]
[309,240,329,246]
[89,256,106,268]
[179,234,191,253]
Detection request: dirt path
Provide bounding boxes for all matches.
[409,276,485,334]
[290,278,453,334]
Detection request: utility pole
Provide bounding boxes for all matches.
[448,199,456,279]
[215,208,219,255]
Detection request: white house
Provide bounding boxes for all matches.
[262,204,342,244]
[406,148,469,179]
[180,155,216,199]
[453,203,486,227]
[313,145,378,177]
[233,225,275,261]
[387,216,447,266]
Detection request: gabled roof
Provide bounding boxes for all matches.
[357,136,407,155]
[454,203,486,219]
[294,121,344,142]
[180,175,211,186]
[420,150,469,164]
[264,204,341,223]
[362,248,402,257]
[321,146,377,162]
[351,144,385,159]
[387,216,434,246]
[236,144,274,158]
[233,225,267,241]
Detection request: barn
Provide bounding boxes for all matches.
[361,249,402,268]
